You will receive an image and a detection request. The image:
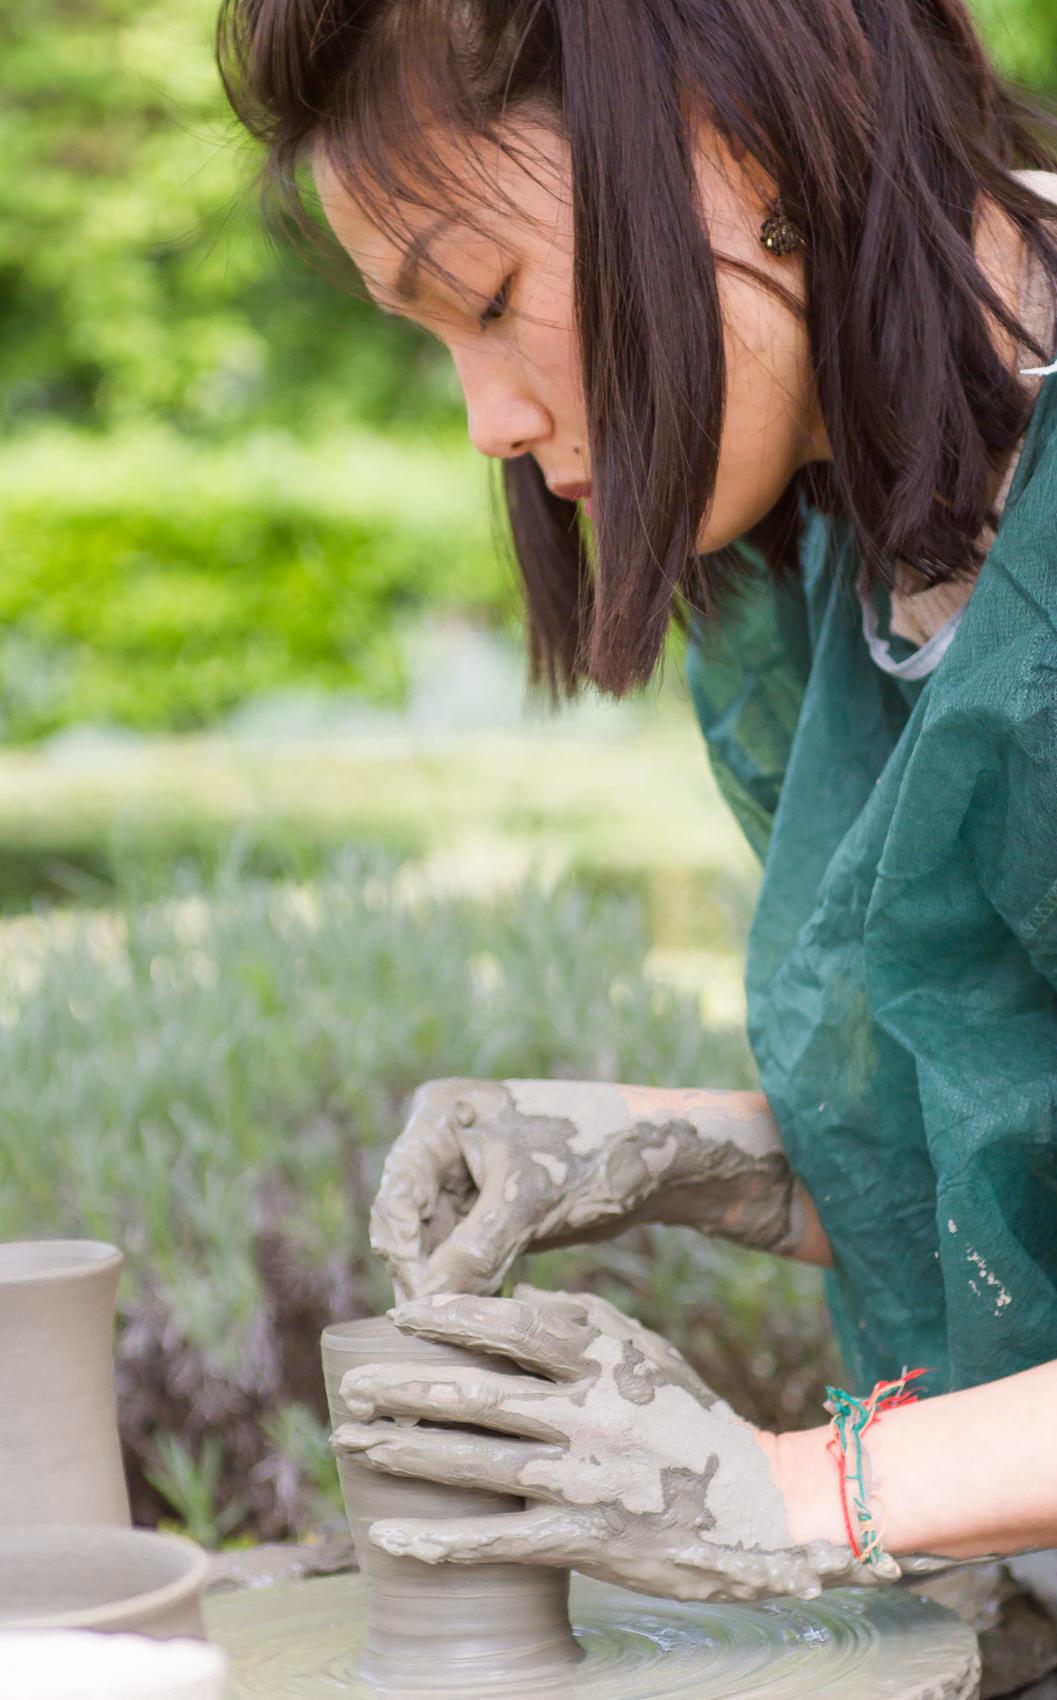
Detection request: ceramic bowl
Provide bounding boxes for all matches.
[0,1527,211,1639]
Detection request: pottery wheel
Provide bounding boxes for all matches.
[205,1572,980,1699]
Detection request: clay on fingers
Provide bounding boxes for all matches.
[391,1291,597,1379]
[368,1078,508,1294]
[339,1359,567,1440]
[354,1289,898,1607]
[335,1419,563,1497]
[369,1503,604,1567]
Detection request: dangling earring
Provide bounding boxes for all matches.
[760,197,805,257]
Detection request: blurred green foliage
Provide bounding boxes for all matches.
[0,427,503,739]
[0,0,457,434]
[0,0,483,738]
[0,719,758,1003]
[973,0,1057,86]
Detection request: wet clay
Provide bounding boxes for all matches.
[320,1318,582,1689]
[503,1080,805,1252]
[369,1079,804,1304]
[206,1569,982,1700]
[0,1240,130,1527]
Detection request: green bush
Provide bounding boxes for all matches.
[0,853,830,1542]
[0,0,454,435]
[0,428,507,740]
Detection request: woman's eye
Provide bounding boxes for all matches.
[478,274,514,331]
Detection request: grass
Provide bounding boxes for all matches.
[0,717,758,1022]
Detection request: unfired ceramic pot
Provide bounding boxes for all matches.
[321,1317,583,1689]
[0,1527,211,1639]
[0,1240,130,1527]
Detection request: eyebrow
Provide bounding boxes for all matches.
[394,215,455,302]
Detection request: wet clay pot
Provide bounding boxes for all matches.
[0,1527,211,1638]
[0,1240,130,1528]
[321,1317,583,1690]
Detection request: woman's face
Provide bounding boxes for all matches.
[316,120,828,549]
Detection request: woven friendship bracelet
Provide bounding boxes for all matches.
[824,1368,927,1580]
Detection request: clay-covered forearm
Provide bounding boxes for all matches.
[370,1075,832,1300]
[497,1081,832,1264]
[615,1087,831,1262]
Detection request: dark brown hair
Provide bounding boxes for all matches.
[218,0,1057,696]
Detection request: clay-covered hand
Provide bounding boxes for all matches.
[332,1286,885,1603]
[370,1078,804,1301]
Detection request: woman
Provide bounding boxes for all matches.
[220,0,1057,1615]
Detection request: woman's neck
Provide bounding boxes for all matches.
[971,199,1030,534]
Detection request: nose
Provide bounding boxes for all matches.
[452,349,551,461]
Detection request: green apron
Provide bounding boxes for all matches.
[687,375,1057,1397]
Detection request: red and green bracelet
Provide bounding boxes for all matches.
[824,1368,927,1578]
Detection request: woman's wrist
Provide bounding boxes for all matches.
[769,1425,853,1550]
[769,1362,1057,1564]
[770,1413,964,1562]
